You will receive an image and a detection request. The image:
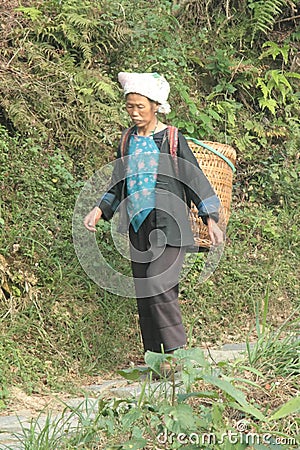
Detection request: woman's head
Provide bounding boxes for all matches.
[125,93,159,128]
[118,72,171,115]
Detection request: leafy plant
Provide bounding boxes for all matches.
[259,41,290,65]
[14,344,300,449]
[257,69,299,114]
[246,295,300,377]
[247,0,287,43]
[0,0,126,160]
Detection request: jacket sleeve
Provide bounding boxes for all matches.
[95,145,125,221]
[177,132,220,223]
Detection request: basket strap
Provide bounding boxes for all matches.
[120,126,179,173]
[120,126,136,161]
[185,136,236,173]
[167,125,179,175]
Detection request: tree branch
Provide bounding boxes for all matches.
[276,14,300,24]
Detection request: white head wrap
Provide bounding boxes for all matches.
[118,72,171,114]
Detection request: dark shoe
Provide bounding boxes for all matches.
[148,361,182,380]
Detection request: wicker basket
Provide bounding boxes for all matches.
[187,139,236,249]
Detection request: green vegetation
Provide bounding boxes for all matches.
[14,324,300,448]
[0,0,299,447]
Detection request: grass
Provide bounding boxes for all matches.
[180,204,299,347]
[1,207,298,397]
[6,331,299,449]
[246,307,300,378]
[0,127,299,426]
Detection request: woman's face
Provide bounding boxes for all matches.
[125,93,158,129]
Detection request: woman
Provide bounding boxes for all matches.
[84,72,223,356]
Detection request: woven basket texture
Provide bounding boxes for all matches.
[188,140,236,248]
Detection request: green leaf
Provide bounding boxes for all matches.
[228,401,267,422]
[212,402,224,427]
[178,391,219,402]
[202,375,266,421]
[233,377,263,389]
[15,6,42,21]
[121,408,143,430]
[117,367,148,381]
[186,123,195,134]
[174,347,210,368]
[269,396,300,421]
[260,41,289,64]
[278,75,292,90]
[237,365,265,378]
[121,438,148,449]
[258,98,277,115]
[257,79,269,99]
[144,351,171,374]
[198,113,212,125]
[162,403,196,434]
[286,72,300,80]
[208,109,222,121]
[202,374,247,405]
[281,46,289,65]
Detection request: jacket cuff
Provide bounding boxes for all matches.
[197,194,220,224]
[96,193,120,221]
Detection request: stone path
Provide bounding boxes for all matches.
[0,343,250,449]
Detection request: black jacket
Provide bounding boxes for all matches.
[97,128,219,247]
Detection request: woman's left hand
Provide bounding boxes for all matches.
[207,218,224,246]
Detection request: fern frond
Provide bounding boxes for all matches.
[37,26,68,50]
[111,21,131,45]
[65,12,98,31]
[248,0,287,42]
[78,42,92,62]
[36,42,60,60]
[90,80,116,99]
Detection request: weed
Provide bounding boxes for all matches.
[12,341,299,449]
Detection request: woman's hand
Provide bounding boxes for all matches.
[84,206,102,232]
[207,217,224,246]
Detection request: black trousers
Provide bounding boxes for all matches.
[129,211,187,353]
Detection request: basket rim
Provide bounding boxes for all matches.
[186,137,236,173]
